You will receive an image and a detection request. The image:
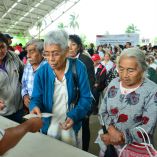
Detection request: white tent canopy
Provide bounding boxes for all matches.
[0,0,79,35]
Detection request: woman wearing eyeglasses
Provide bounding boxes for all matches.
[29,30,93,147]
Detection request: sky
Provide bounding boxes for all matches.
[34,0,157,43]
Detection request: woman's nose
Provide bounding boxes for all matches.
[123,70,129,77]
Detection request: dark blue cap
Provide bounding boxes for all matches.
[4,34,13,39]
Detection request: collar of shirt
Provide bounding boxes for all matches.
[53,59,69,81]
[120,81,141,94]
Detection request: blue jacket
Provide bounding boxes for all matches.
[29,58,93,134]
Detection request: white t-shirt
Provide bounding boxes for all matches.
[47,60,69,138]
[47,60,77,146]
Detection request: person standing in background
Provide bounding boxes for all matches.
[4,34,14,51]
[68,34,95,151]
[21,39,47,110]
[91,54,107,115]
[0,32,24,123]
[87,43,95,56]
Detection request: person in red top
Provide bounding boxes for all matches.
[14,43,23,54]
[92,54,107,114]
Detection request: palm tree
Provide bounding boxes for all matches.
[80,34,88,46]
[69,13,79,32]
[57,22,67,30]
[125,24,139,33]
[36,20,42,39]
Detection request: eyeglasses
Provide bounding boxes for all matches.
[43,51,62,58]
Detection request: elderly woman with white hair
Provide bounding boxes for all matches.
[29,30,93,147]
[98,48,157,156]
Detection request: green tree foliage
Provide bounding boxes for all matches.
[80,34,89,46]
[12,34,31,46]
[57,22,67,30]
[125,24,139,33]
[154,37,157,44]
[69,13,79,32]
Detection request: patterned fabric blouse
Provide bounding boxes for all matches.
[99,77,157,144]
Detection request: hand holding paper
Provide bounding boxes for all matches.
[23,113,53,119]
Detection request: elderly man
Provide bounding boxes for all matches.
[21,39,46,109]
[29,30,93,147]
[0,32,24,123]
[98,48,157,156]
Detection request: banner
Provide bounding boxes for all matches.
[96,34,139,46]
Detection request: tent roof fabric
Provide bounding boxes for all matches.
[0,0,78,35]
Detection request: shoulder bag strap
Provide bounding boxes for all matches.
[71,59,80,108]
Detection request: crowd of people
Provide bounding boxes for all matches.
[0,30,157,156]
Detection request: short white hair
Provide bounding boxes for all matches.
[118,48,148,71]
[26,39,44,54]
[44,30,68,53]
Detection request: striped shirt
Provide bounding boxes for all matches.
[21,60,47,98]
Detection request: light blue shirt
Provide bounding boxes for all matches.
[101,60,114,72]
[21,60,47,98]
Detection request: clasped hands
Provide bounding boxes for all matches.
[100,125,125,145]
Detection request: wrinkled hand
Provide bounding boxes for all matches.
[59,118,74,130]
[108,125,124,145]
[23,95,30,108]
[101,125,125,145]
[100,133,111,145]
[26,117,43,133]
[0,99,5,110]
[30,107,42,117]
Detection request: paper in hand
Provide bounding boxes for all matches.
[23,113,53,119]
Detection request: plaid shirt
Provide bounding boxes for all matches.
[21,60,47,98]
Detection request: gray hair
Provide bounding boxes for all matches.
[44,30,68,53]
[26,39,44,54]
[118,48,148,71]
